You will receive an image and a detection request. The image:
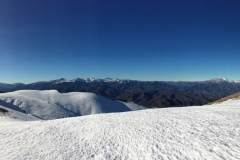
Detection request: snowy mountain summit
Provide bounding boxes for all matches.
[208,77,240,83]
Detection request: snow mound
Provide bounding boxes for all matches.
[0,103,239,160]
[0,90,131,120]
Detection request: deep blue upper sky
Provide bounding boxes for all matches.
[1,0,240,83]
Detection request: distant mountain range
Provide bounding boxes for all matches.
[1,77,240,108]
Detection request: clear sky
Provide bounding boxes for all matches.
[1,0,240,83]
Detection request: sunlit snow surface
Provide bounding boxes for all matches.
[0,97,240,159]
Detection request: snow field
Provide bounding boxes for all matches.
[0,104,239,160]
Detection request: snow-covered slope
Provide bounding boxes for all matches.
[0,90,131,120]
[211,95,240,106]
[0,101,239,160]
[0,105,39,122]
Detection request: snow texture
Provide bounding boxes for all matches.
[0,90,131,120]
[0,98,239,160]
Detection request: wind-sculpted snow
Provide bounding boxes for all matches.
[0,102,239,159]
[0,90,131,120]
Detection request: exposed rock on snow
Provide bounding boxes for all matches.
[0,105,40,122]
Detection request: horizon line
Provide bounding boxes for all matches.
[1,77,239,85]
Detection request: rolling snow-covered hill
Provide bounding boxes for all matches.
[0,90,132,120]
[0,98,239,160]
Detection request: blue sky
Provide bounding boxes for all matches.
[0,0,240,83]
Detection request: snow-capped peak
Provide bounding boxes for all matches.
[103,77,123,82]
[209,78,240,83]
[52,78,85,84]
[46,77,127,84]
